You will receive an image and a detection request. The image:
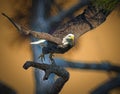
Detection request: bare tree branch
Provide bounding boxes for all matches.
[53,59,120,73]
[91,75,120,94]
[23,60,120,94]
[62,61,120,73]
[48,0,90,25]
[1,13,22,32]
[23,61,69,94]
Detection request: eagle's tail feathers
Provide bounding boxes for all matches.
[30,39,46,45]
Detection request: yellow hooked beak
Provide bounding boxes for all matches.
[70,35,74,40]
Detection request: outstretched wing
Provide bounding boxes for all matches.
[52,15,91,42]
[52,6,106,43]
[2,5,106,45]
[2,13,62,45]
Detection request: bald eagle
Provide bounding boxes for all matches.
[2,6,106,61]
[30,33,75,61]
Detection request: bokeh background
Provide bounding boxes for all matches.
[0,0,120,94]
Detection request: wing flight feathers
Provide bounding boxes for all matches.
[2,13,62,45]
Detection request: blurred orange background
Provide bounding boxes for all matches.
[0,0,120,94]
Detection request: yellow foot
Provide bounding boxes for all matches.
[38,54,45,62]
[49,53,56,65]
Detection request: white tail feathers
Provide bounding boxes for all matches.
[30,39,46,44]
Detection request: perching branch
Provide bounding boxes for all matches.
[23,61,69,94]
[23,60,120,94]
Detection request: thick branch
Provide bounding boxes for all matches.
[23,61,69,94]
[57,60,120,73]
[23,60,120,94]
[65,61,120,73]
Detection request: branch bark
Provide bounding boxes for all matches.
[48,0,90,25]
[23,60,120,94]
[62,61,120,73]
[23,61,69,94]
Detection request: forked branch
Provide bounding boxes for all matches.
[23,61,69,94]
[23,60,120,94]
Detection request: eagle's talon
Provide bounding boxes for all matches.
[38,54,45,62]
[49,53,55,64]
[49,53,54,60]
[51,59,56,65]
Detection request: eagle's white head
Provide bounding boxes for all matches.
[62,34,74,46]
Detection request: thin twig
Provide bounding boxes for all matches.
[1,13,22,32]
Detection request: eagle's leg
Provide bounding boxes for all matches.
[38,53,45,62]
[49,53,56,65]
